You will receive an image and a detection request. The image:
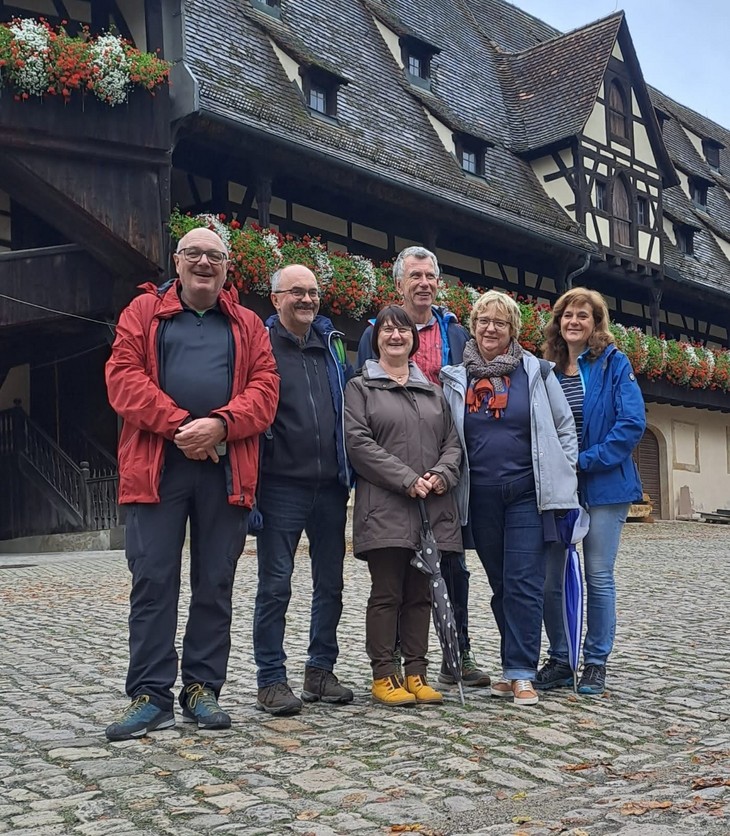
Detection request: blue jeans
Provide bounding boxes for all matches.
[469,474,546,680]
[544,502,630,666]
[253,478,349,687]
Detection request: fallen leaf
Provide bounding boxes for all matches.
[562,761,602,772]
[620,800,672,816]
[180,752,204,761]
[512,815,532,824]
[156,770,172,776]
[495,790,509,801]
[296,811,320,821]
[691,776,730,790]
[512,791,527,800]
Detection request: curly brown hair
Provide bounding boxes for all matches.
[542,287,614,372]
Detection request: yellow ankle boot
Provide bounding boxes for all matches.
[405,674,443,704]
[372,675,416,706]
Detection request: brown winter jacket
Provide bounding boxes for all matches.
[344,360,463,559]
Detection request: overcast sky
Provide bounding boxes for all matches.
[508,0,730,129]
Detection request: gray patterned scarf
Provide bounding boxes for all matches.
[462,338,523,415]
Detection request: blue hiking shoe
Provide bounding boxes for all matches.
[578,664,606,695]
[181,683,231,729]
[535,658,574,691]
[105,695,175,741]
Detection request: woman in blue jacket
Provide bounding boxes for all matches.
[537,288,645,695]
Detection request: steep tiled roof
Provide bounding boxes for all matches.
[182,0,588,249]
[179,0,730,293]
[497,13,622,153]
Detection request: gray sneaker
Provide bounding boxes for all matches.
[256,682,303,716]
[301,666,354,704]
[535,658,573,691]
[438,651,491,687]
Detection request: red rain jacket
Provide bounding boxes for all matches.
[105,280,279,507]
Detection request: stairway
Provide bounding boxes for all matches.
[0,405,118,540]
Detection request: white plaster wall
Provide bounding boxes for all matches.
[530,156,575,211]
[423,110,454,155]
[270,41,300,85]
[645,402,730,517]
[373,19,404,68]
[0,366,30,412]
[583,101,607,146]
[633,122,657,168]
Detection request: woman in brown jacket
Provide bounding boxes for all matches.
[345,305,462,707]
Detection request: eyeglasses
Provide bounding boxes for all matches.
[272,287,321,299]
[177,247,228,265]
[475,317,510,331]
[380,326,412,336]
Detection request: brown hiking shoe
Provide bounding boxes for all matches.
[256,682,302,716]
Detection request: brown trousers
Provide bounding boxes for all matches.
[365,547,431,679]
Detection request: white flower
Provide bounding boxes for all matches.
[349,255,378,318]
[89,33,131,106]
[308,239,333,288]
[193,214,231,247]
[9,19,51,97]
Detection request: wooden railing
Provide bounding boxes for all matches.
[0,403,119,532]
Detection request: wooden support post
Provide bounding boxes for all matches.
[256,176,272,229]
[649,282,663,336]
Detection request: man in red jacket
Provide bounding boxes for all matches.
[104,227,279,741]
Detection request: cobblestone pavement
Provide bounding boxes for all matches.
[1,521,729,836]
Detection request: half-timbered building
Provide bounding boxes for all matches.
[1,0,729,542]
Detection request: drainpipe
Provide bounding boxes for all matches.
[565,254,591,290]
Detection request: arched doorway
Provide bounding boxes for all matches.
[633,428,664,518]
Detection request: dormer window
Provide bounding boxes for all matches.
[301,68,345,118]
[456,136,486,177]
[690,178,708,209]
[702,139,722,171]
[675,225,695,255]
[252,0,281,17]
[400,36,439,89]
[607,79,630,143]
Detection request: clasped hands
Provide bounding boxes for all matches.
[407,471,446,499]
[174,417,226,462]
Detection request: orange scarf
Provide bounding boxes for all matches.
[466,376,511,419]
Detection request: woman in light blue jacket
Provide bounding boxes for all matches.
[441,290,579,706]
[537,288,645,696]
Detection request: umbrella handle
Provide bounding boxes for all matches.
[417,497,429,531]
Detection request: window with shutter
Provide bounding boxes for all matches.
[612,176,632,247]
[608,80,629,141]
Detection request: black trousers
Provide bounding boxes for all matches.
[366,547,431,680]
[124,451,249,711]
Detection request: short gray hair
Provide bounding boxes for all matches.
[392,246,440,282]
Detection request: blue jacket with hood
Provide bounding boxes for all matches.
[572,343,645,507]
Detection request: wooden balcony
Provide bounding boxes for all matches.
[0,245,116,330]
[0,87,171,277]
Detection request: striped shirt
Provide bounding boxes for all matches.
[414,318,443,385]
[560,373,584,444]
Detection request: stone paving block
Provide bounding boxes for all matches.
[3,523,730,834]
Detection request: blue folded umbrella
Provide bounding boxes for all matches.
[556,508,590,692]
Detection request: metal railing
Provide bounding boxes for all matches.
[0,403,119,531]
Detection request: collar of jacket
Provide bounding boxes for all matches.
[137,279,240,319]
[362,359,432,390]
[265,313,338,339]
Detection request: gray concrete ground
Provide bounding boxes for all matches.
[1,520,729,836]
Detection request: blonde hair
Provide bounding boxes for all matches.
[543,287,614,371]
[470,290,521,339]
